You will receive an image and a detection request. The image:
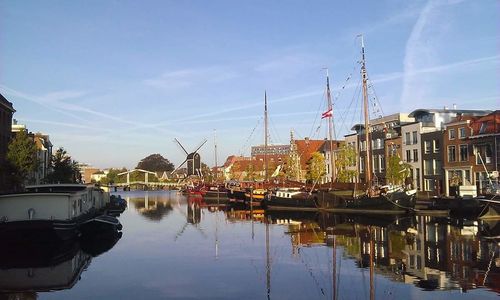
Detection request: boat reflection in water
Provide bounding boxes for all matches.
[265,211,500,295]
[0,229,122,299]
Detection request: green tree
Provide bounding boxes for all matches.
[136,154,174,172]
[244,163,256,181]
[101,168,127,184]
[306,152,326,183]
[45,148,81,183]
[7,130,38,189]
[386,155,411,185]
[285,153,301,181]
[335,144,357,183]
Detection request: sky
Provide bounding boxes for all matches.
[1,0,498,169]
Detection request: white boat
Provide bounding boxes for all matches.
[0,184,110,241]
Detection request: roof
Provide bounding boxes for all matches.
[295,139,325,169]
[0,93,15,112]
[408,108,492,118]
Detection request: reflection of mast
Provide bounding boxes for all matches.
[332,230,337,300]
[369,226,375,300]
[266,215,271,299]
[215,208,219,260]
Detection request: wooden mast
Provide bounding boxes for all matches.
[325,68,336,188]
[264,91,269,182]
[360,34,372,188]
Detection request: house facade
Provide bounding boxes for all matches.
[0,94,15,193]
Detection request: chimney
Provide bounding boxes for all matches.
[453,103,457,109]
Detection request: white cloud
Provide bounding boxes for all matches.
[143,66,239,90]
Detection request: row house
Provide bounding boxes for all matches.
[353,113,414,185]
[11,121,53,185]
[403,108,491,194]
[0,93,15,193]
[443,111,499,197]
[32,133,53,185]
[402,109,490,191]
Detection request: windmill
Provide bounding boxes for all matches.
[171,138,208,177]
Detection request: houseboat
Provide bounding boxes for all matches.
[0,184,110,241]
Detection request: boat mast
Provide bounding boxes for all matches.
[214,129,218,182]
[325,68,336,188]
[360,34,372,188]
[264,91,269,182]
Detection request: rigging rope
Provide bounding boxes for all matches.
[238,117,261,156]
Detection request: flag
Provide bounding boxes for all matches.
[321,108,332,119]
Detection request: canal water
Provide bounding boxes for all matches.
[2,190,499,299]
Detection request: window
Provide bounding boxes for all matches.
[405,132,411,145]
[424,179,435,192]
[459,127,466,139]
[412,131,418,144]
[479,122,487,134]
[406,150,411,162]
[360,156,365,172]
[424,160,433,175]
[433,139,440,152]
[448,145,456,162]
[413,149,418,162]
[434,160,442,175]
[475,144,493,164]
[376,138,382,150]
[380,155,385,171]
[424,141,431,154]
[372,154,377,172]
[459,144,468,161]
[416,168,420,189]
[449,129,456,140]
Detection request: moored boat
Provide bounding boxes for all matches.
[0,184,109,241]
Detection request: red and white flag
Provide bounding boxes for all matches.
[321,108,333,119]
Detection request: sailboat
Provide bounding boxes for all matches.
[264,35,417,213]
[317,35,417,213]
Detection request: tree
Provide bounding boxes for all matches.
[7,130,38,189]
[306,152,326,184]
[136,154,174,172]
[285,153,301,181]
[335,144,357,183]
[100,168,127,185]
[386,155,411,186]
[45,148,81,183]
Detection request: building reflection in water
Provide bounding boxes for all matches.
[266,211,500,294]
[0,230,121,300]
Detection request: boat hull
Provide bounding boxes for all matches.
[263,189,417,214]
[0,220,78,241]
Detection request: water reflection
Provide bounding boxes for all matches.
[130,192,173,221]
[19,191,497,299]
[0,230,121,299]
[265,211,500,295]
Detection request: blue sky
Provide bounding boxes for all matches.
[1,0,498,169]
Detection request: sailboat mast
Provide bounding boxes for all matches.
[214,129,218,182]
[264,91,269,182]
[360,34,372,187]
[326,69,336,187]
